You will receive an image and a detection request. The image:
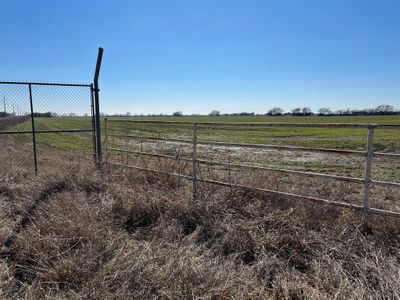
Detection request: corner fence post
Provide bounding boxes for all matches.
[363,125,375,224]
[93,47,104,164]
[90,83,97,163]
[192,123,198,199]
[28,84,38,175]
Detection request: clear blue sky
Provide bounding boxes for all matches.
[1,0,399,115]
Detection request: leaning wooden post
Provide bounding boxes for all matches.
[363,125,375,224]
[192,123,198,200]
[104,118,109,164]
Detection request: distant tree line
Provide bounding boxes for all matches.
[190,105,398,117]
[265,105,398,116]
[23,112,85,117]
[1,111,54,118]
[29,112,53,117]
[208,111,255,116]
[101,104,398,117]
[203,105,398,117]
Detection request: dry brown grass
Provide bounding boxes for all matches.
[1,145,400,299]
[0,117,29,132]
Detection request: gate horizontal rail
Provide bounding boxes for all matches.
[104,119,400,220]
[108,161,367,209]
[108,147,365,184]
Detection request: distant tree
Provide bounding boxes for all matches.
[126,112,131,116]
[267,107,284,116]
[302,107,313,116]
[375,105,394,115]
[367,110,373,116]
[318,108,332,116]
[32,112,52,117]
[209,110,221,116]
[237,112,254,116]
[343,109,352,116]
[172,111,183,116]
[292,108,302,116]
[334,110,343,115]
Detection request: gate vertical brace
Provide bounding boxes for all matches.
[28,84,38,175]
[90,83,97,163]
[93,47,104,164]
[363,125,375,224]
[192,123,198,200]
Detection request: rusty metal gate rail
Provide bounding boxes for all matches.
[104,119,400,219]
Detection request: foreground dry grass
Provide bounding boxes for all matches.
[1,156,400,299]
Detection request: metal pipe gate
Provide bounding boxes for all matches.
[104,119,400,220]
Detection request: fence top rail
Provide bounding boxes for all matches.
[105,119,400,129]
[0,81,92,87]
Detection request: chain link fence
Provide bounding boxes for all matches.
[0,81,97,176]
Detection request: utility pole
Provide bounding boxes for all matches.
[3,96,6,113]
[16,104,23,116]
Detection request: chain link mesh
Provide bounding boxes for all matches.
[0,82,95,175]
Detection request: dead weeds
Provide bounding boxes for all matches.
[0,151,400,299]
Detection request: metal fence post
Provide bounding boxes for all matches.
[93,47,104,164]
[90,84,97,163]
[363,125,375,223]
[192,123,198,199]
[28,84,38,175]
[104,118,109,164]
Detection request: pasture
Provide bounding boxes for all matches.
[1,114,400,299]
[8,114,400,151]
[5,114,400,180]
[1,136,400,299]
[106,115,400,152]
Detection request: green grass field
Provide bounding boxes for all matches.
[115,114,400,124]
[6,115,400,152]
[3,115,400,181]
[105,115,400,152]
